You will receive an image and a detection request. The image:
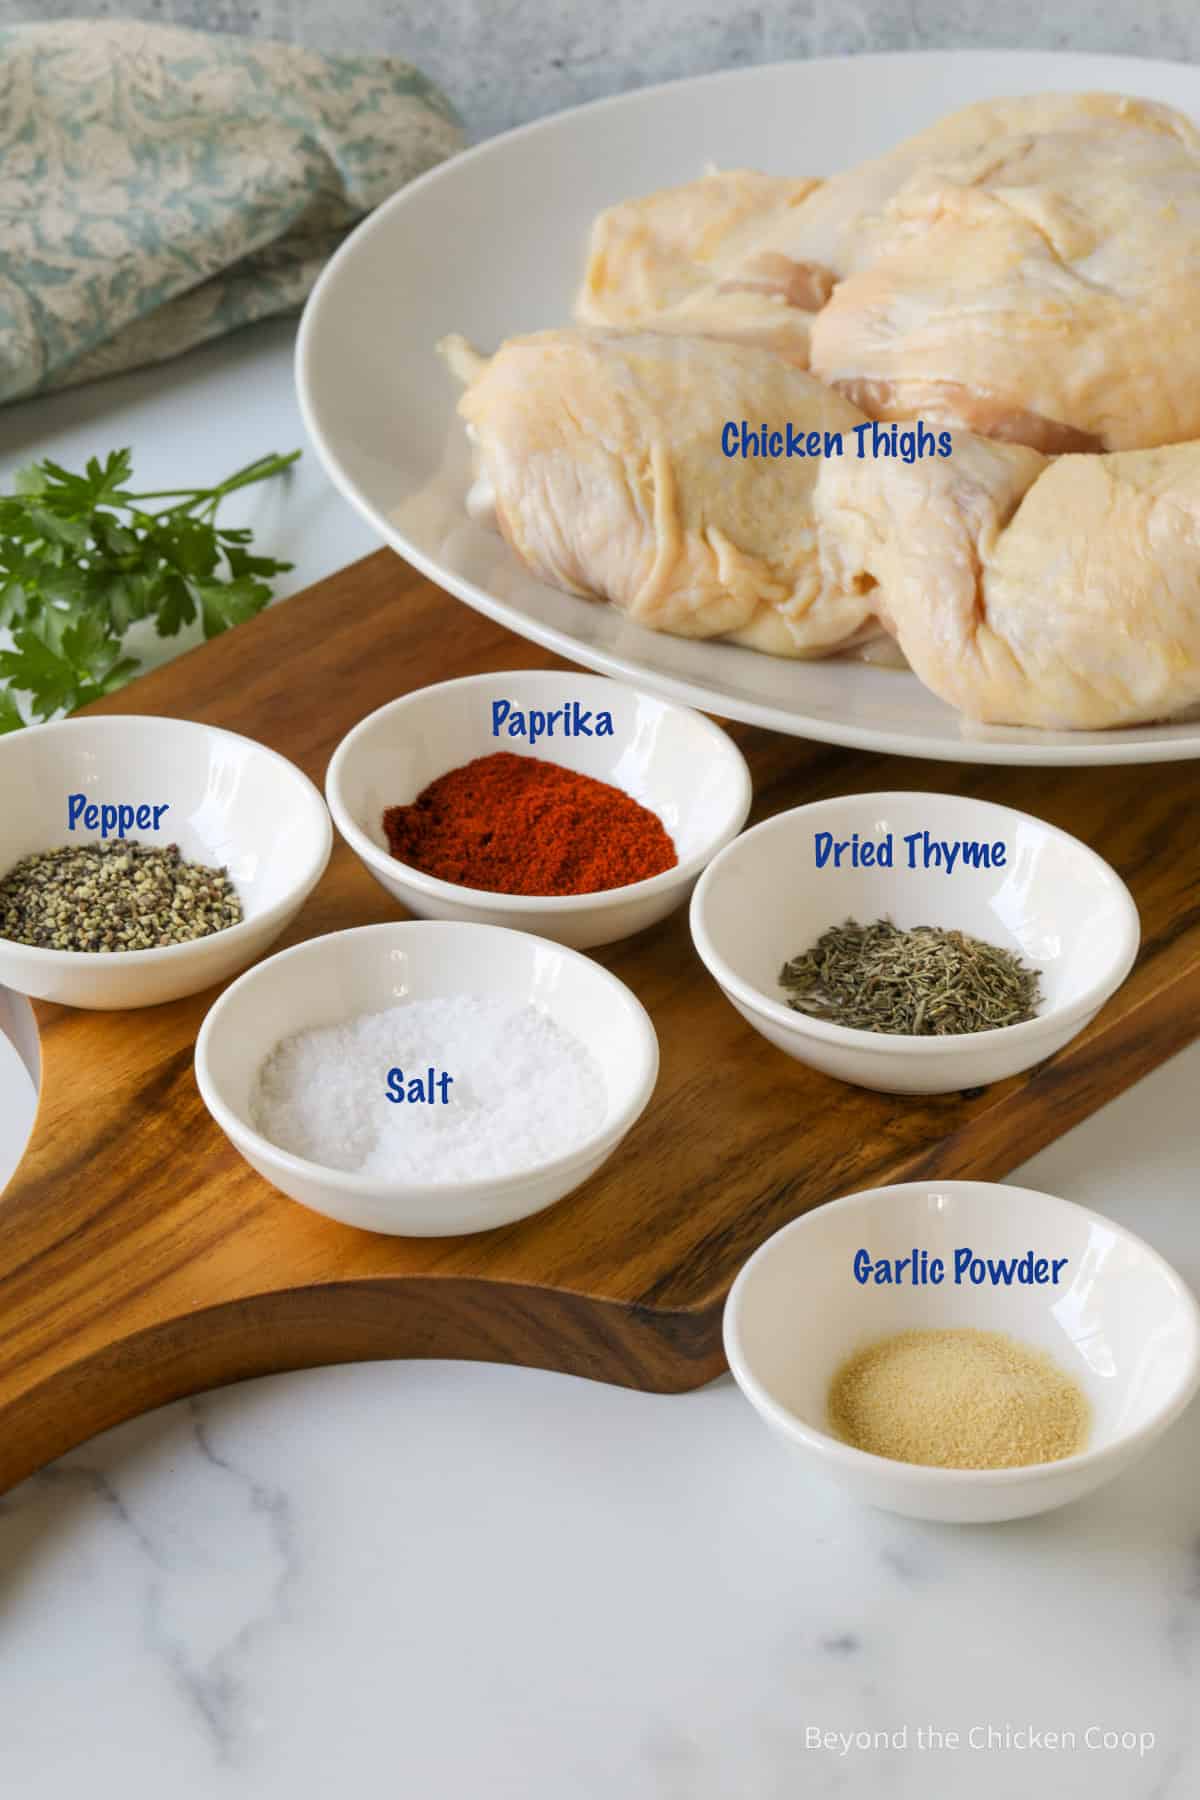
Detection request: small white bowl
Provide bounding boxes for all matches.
[325,671,752,949]
[690,791,1139,1095]
[194,919,659,1235]
[724,1180,1200,1524]
[0,716,332,1009]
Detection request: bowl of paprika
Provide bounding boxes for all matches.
[325,671,752,949]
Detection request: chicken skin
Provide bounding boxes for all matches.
[816,433,1200,729]
[716,95,1161,290]
[573,170,826,362]
[804,93,1200,451]
[575,170,820,329]
[443,328,880,657]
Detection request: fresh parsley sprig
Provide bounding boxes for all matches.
[0,446,300,730]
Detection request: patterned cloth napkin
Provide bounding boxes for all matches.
[0,20,462,403]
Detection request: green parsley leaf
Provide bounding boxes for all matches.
[0,446,299,728]
[0,623,87,718]
[155,572,197,637]
[196,574,273,639]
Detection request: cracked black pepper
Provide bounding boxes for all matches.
[0,842,243,952]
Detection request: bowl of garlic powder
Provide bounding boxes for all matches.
[724,1180,1200,1523]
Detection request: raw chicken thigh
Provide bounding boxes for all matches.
[713,94,1152,296]
[443,328,880,657]
[576,170,820,327]
[806,94,1200,451]
[816,433,1200,728]
[574,170,826,362]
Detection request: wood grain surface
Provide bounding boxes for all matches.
[1,548,1198,1493]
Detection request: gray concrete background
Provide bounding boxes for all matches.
[8,1,1197,139]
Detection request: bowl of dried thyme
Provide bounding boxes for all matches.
[0,716,332,1009]
[689,791,1140,1095]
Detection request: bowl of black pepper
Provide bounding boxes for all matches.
[689,791,1140,1095]
[0,716,332,1009]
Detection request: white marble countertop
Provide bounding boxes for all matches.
[1,324,1198,1799]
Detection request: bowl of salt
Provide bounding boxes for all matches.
[194,918,658,1235]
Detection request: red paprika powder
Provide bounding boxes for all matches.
[382,751,677,896]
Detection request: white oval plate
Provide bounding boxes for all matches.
[297,50,1200,766]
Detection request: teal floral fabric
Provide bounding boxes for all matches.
[0,20,462,402]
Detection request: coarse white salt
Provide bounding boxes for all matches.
[250,995,607,1182]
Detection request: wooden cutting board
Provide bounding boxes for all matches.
[2,549,1198,1493]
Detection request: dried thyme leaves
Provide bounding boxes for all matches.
[0,841,242,952]
[779,918,1041,1036]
